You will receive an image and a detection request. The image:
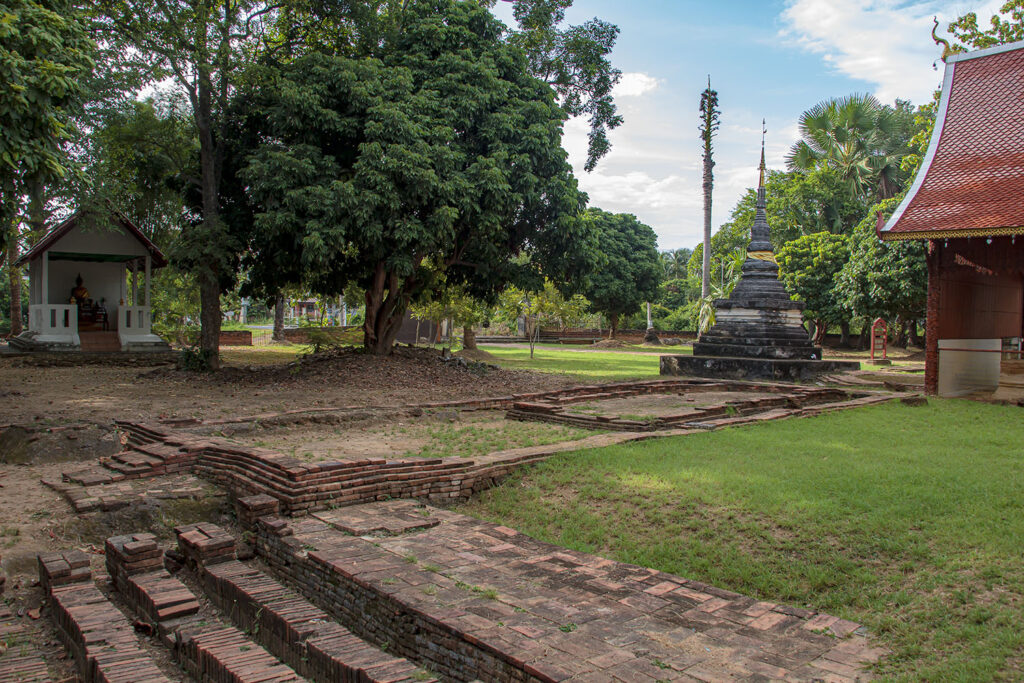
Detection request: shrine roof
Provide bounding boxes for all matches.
[15,207,168,268]
[881,40,1024,241]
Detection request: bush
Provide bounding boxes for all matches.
[177,346,215,371]
[304,327,345,354]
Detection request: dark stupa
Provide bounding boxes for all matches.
[661,137,858,380]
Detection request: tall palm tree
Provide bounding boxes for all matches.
[786,94,904,201]
[698,77,720,299]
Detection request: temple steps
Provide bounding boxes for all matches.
[79,330,122,353]
[38,551,175,683]
[95,529,434,683]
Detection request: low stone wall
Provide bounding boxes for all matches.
[281,326,358,343]
[218,330,252,346]
[541,327,697,343]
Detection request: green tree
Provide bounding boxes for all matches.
[1,0,94,334]
[786,94,915,202]
[661,248,691,279]
[835,197,928,344]
[494,281,588,357]
[93,0,274,368]
[481,0,623,171]
[236,0,591,355]
[776,232,851,345]
[949,2,1024,49]
[581,208,661,338]
[698,77,720,298]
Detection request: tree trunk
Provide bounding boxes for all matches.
[272,294,285,341]
[463,325,477,350]
[839,319,851,348]
[893,316,908,348]
[857,323,870,350]
[609,313,619,339]
[362,263,409,355]
[193,14,222,370]
[813,319,826,346]
[6,229,22,337]
[701,171,712,299]
[909,320,921,347]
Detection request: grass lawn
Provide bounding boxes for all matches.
[220,344,305,365]
[460,399,1024,680]
[480,345,663,381]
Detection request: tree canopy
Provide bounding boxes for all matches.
[236,0,591,353]
[581,208,661,337]
[776,231,850,343]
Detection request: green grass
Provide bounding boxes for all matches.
[459,399,1024,681]
[480,345,664,381]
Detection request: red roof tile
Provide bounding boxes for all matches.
[882,41,1024,240]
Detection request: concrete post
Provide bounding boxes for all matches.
[144,255,151,307]
[41,252,49,305]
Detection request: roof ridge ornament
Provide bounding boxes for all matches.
[932,17,953,68]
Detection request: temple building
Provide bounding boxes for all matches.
[662,144,857,380]
[880,40,1024,397]
[10,209,171,353]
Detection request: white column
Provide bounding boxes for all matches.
[144,255,151,307]
[41,252,49,305]
[120,264,127,305]
[131,263,138,305]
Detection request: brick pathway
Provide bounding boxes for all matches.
[255,500,883,681]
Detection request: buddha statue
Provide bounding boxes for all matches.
[70,274,90,304]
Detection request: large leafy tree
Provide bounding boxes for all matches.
[236,0,591,354]
[835,197,927,342]
[581,208,661,338]
[776,231,851,345]
[482,0,622,171]
[785,94,915,202]
[92,0,276,368]
[1,0,94,334]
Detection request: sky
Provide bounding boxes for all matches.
[491,0,1006,251]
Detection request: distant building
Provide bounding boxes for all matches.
[11,209,170,353]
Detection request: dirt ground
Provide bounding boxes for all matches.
[224,410,594,462]
[0,345,577,425]
[566,390,774,419]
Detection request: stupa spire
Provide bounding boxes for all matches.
[758,119,767,189]
[749,121,772,253]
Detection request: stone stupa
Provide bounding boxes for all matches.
[661,139,859,380]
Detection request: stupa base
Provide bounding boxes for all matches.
[660,354,860,381]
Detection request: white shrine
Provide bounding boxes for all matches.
[10,209,171,353]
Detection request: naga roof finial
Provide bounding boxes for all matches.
[932,17,953,63]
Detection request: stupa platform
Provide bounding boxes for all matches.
[661,354,860,381]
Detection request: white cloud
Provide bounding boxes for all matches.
[780,0,1005,103]
[613,72,661,98]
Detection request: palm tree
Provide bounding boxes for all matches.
[698,77,720,299]
[786,94,905,201]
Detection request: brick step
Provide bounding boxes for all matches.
[104,535,306,683]
[79,331,122,352]
[39,551,174,683]
[0,606,53,682]
[201,560,433,682]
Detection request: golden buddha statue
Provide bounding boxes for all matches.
[70,274,90,304]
